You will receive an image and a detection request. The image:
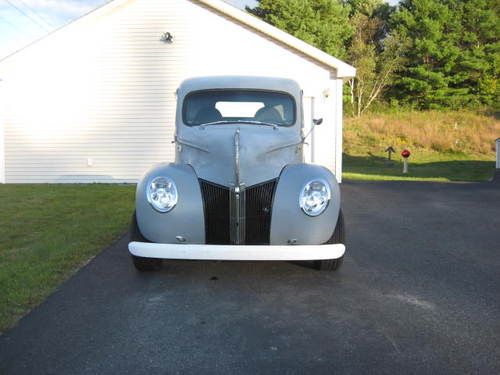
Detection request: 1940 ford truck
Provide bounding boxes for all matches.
[128,76,345,271]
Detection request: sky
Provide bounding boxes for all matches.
[0,0,397,59]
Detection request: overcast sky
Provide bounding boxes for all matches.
[0,0,397,59]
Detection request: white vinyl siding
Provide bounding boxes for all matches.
[0,0,344,183]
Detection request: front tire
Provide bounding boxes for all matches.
[315,210,345,271]
[130,212,162,272]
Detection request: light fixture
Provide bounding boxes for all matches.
[160,32,173,43]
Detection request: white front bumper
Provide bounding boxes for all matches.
[128,241,345,261]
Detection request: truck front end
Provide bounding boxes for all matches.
[129,76,345,271]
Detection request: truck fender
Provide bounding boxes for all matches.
[135,163,205,244]
[270,163,341,245]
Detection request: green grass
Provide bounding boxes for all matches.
[0,184,135,332]
[343,151,495,182]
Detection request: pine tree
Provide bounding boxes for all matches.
[248,0,353,59]
[451,0,499,107]
[390,0,499,109]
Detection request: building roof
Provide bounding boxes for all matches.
[0,0,356,78]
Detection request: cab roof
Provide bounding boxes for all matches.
[177,76,302,98]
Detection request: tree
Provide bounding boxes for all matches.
[248,0,353,59]
[249,0,499,111]
[346,1,405,115]
[451,0,499,107]
[389,0,499,109]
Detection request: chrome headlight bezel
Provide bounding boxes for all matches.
[146,176,178,213]
[299,179,331,217]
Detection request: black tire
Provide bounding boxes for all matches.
[315,209,345,271]
[130,212,162,272]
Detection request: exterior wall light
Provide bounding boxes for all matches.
[160,32,173,43]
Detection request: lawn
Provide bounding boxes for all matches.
[0,184,135,333]
[343,152,495,182]
[343,110,499,182]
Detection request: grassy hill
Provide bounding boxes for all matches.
[343,110,499,182]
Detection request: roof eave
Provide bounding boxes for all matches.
[198,0,356,78]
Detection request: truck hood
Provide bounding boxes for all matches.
[176,125,302,187]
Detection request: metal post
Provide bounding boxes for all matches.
[403,159,408,174]
[496,138,500,169]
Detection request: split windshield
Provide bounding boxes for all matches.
[182,90,296,126]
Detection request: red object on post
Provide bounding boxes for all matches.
[401,149,411,158]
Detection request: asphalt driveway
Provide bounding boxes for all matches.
[1,180,499,374]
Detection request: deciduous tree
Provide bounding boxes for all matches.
[346,1,405,115]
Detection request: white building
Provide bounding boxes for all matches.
[0,0,355,183]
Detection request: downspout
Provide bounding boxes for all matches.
[310,96,315,163]
[0,78,5,183]
[333,79,343,183]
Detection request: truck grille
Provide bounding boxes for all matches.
[199,180,231,245]
[245,180,277,245]
[199,179,277,245]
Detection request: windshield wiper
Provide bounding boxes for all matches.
[234,120,279,128]
[199,120,279,129]
[198,120,233,127]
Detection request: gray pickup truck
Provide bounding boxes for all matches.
[129,76,345,271]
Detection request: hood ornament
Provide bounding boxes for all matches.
[234,128,241,186]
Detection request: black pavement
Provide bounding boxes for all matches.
[0,181,499,374]
[494,169,500,183]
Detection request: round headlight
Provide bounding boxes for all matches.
[147,176,178,213]
[299,179,331,216]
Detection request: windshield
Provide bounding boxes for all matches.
[182,90,296,126]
